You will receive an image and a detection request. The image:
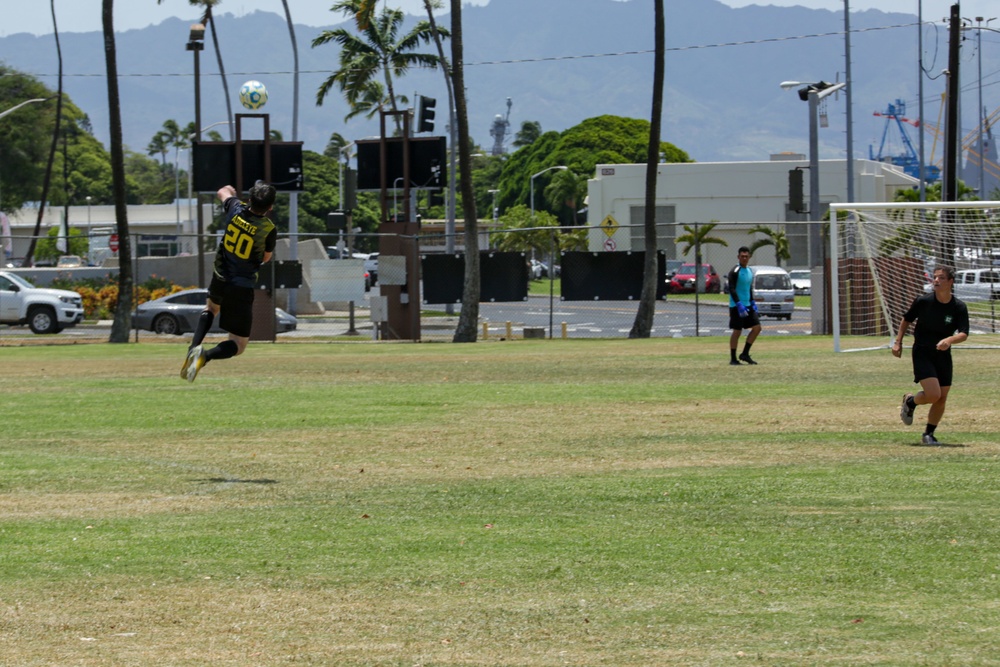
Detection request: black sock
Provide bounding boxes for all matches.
[924,423,937,436]
[205,339,239,362]
[906,396,917,411]
[191,311,215,349]
[730,348,738,362]
[741,342,753,356]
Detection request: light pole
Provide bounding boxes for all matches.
[488,189,499,225]
[964,16,997,196]
[780,80,846,267]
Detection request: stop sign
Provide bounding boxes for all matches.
[109,233,119,253]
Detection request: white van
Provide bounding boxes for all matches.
[752,265,795,320]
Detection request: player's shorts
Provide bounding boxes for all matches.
[208,275,255,338]
[911,345,953,387]
[729,306,761,331]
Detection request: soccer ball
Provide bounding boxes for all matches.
[239,80,268,110]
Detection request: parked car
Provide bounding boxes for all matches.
[752,265,795,320]
[528,259,544,280]
[0,270,85,334]
[364,253,379,285]
[667,263,721,294]
[56,255,85,268]
[954,268,1000,302]
[666,259,683,278]
[132,288,297,335]
[788,269,811,296]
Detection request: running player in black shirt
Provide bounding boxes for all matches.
[891,265,969,444]
[181,181,278,382]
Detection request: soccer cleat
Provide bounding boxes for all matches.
[921,433,940,446]
[183,345,205,382]
[900,393,914,426]
[730,358,742,366]
[738,353,757,365]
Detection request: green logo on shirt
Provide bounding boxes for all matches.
[945,315,953,324]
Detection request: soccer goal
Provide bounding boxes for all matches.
[830,201,1000,352]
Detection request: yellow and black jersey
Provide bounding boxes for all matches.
[213,197,277,288]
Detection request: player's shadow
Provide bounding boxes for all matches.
[909,441,966,448]
[195,477,279,484]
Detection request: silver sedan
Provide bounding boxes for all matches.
[132,288,297,335]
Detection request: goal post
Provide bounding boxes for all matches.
[829,201,1000,353]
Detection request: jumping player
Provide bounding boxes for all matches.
[727,246,761,365]
[892,265,969,445]
[181,181,277,382]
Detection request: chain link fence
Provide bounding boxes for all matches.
[2,222,824,344]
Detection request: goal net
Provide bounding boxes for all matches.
[830,201,1000,352]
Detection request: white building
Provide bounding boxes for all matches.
[586,157,919,268]
[1,199,211,266]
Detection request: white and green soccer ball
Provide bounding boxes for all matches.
[239,80,268,110]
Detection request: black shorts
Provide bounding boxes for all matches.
[729,306,761,331]
[208,275,255,338]
[911,346,953,387]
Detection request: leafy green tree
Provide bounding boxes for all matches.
[312,1,447,134]
[35,226,88,263]
[748,224,791,267]
[498,115,691,216]
[0,68,61,213]
[147,131,170,167]
[494,204,559,255]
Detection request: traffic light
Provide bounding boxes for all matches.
[417,95,436,133]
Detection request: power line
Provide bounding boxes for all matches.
[5,21,925,79]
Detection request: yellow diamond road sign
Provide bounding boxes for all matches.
[600,215,619,238]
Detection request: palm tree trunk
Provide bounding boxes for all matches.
[103,0,134,342]
[629,0,665,338]
[450,0,480,342]
[23,0,64,268]
[205,8,233,141]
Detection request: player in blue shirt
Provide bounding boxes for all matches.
[727,246,761,365]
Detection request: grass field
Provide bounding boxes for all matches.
[2,337,998,666]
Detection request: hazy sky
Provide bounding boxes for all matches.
[3,0,996,37]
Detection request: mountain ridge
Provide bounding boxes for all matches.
[0,0,986,165]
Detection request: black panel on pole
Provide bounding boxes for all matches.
[192,141,304,192]
[561,251,667,301]
[421,252,529,304]
[356,137,446,190]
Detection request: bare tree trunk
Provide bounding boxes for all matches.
[104,0,133,342]
[450,0,480,342]
[23,0,64,268]
[205,8,234,141]
[629,0,665,338]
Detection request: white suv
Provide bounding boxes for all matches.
[0,271,85,334]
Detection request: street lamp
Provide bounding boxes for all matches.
[530,165,568,221]
[488,189,499,225]
[0,96,56,121]
[780,80,845,267]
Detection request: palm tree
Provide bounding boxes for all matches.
[748,224,791,267]
[104,0,134,342]
[312,1,446,133]
[629,0,665,339]
[158,0,233,140]
[146,131,171,168]
[544,169,587,225]
[676,223,728,293]
[449,0,479,342]
[512,121,542,148]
